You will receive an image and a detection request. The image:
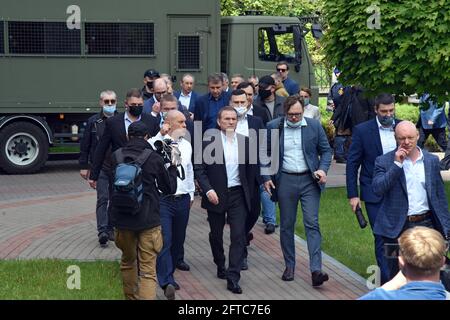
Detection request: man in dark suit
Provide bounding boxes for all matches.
[194,73,231,133]
[229,89,264,270]
[174,73,199,114]
[237,81,271,126]
[372,120,450,280]
[194,106,255,294]
[88,88,159,185]
[143,78,168,118]
[263,96,332,286]
[253,75,285,125]
[346,93,398,284]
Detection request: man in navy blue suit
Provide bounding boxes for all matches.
[372,120,450,280]
[346,93,398,284]
[174,74,198,114]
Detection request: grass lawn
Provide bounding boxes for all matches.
[291,182,450,279]
[0,260,122,299]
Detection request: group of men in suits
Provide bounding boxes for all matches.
[346,93,450,285]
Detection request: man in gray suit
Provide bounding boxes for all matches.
[372,120,450,280]
[262,96,332,286]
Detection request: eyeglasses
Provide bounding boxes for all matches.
[103,99,116,104]
[154,91,167,96]
[277,68,287,72]
[287,113,302,118]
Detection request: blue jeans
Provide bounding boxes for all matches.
[364,202,389,284]
[334,135,350,160]
[96,169,112,236]
[260,185,276,225]
[156,194,191,288]
[278,172,322,272]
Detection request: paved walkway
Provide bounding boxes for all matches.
[0,160,373,300]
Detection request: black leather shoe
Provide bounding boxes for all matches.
[217,267,227,280]
[241,257,248,271]
[98,232,109,247]
[281,267,294,281]
[264,223,275,234]
[227,280,242,294]
[176,261,190,271]
[172,281,180,290]
[163,284,176,300]
[312,271,329,287]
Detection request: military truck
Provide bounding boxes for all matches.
[0,0,318,174]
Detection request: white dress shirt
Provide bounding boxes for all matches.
[247,105,254,116]
[178,91,192,109]
[148,132,195,200]
[221,131,241,188]
[235,115,249,137]
[394,148,430,216]
[376,117,397,155]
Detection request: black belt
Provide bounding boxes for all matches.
[227,186,242,192]
[163,193,188,200]
[407,211,432,223]
[282,171,310,176]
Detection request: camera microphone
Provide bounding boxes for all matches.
[355,205,368,229]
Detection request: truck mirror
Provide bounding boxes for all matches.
[311,23,323,39]
[272,24,287,32]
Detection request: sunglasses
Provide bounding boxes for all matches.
[277,68,287,72]
[103,99,116,104]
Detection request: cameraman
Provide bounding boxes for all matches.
[111,121,178,300]
[148,110,195,300]
[360,226,449,300]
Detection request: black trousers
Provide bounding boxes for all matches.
[245,186,261,236]
[207,187,247,282]
[418,127,447,151]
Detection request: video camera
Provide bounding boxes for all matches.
[154,138,184,180]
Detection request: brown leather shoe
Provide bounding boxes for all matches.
[312,271,329,287]
[281,267,294,281]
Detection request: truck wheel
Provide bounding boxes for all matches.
[0,122,49,174]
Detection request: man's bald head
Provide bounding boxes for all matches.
[166,110,187,139]
[395,120,419,155]
[153,78,168,92]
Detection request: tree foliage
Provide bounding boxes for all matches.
[221,0,317,17]
[321,0,450,102]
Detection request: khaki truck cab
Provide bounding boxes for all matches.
[0,0,317,174]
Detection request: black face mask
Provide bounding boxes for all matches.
[146,81,153,90]
[128,105,143,117]
[259,88,272,100]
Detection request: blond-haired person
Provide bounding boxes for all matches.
[360,227,449,300]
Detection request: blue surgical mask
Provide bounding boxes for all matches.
[162,111,168,120]
[303,98,310,106]
[103,104,116,115]
[286,119,302,128]
[377,114,394,127]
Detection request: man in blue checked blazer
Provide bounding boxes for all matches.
[372,120,450,280]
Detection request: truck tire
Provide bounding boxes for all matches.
[0,122,49,174]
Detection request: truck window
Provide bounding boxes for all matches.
[8,21,81,55]
[258,26,296,63]
[85,23,154,55]
[177,35,200,70]
[0,22,4,54]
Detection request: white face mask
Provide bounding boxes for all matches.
[234,105,247,116]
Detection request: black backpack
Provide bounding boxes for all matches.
[111,148,152,215]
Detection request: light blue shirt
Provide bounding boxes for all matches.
[376,117,397,155]
[282,118,309,173]
[221,132,241,188]
[124,112,142,135]
[359,281,448,300]
[394,148,430,216]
